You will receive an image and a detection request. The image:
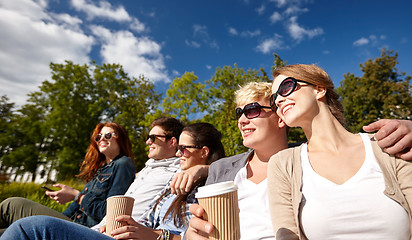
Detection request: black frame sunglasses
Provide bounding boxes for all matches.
[177,145,202,154]
[235,102,272,120]
[147,134,171,142]
[95,132,116,142]
[270,77,313,109]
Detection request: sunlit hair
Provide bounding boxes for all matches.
[163,122,226,228]
[235,81,272,107]
[150,117,184,144]
[77,122,134,182]
[272,64,345,126]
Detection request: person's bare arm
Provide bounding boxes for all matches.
[186,204,213,240]
[363,119,412,160]
[170,165,209,195]
[45,183,79,204]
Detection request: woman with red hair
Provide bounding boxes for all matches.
[0,122,135,234]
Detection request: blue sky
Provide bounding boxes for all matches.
[1,0,411,107]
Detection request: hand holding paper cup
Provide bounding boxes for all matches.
[105,195,134,236]
[195,181,240,240]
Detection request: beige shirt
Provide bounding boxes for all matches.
[267,134,412,240]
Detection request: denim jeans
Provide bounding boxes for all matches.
[0,216,114,240]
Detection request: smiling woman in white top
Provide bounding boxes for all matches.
[267,64,412,240]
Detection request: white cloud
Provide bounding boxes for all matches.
[172,70,180,76]
[70,0,146,33]
[240,30,261,38]
[229,27,238,36]
[353,34,387,47]
[284,6,308,16]
[206,65,212,70]
[189,24,219,49]
[270,0,287,8]
[256,34,284,54]
[71,0,131,22]
[129,18,146,33]
[270,11,282,24]
[193,24,208,37]
[353,37,370,46]
[0,0,93,107]
[287,16,323,42]
[322,50,330,55]
[91,25,169,82]
[229,27,260,38]
[256,4,265,15]
[185,40,201,48]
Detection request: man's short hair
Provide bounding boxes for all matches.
[235,82,272,107]
[150,117,184,142]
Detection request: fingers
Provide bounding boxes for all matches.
[177,174,189,195]
[187,209,213,240]
[184,175,194,193]
[53,183,64,189]
[364,119,412,160]
[363,119,390,133]
[110,225,139,239]
[380,132,410,155]
[171,173,183,195]
[396,149,412,161]
[100,225,106,234]
[115,215,138,226]
[189,204,204,217]
[171,172,192,195]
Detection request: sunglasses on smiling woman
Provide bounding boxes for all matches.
[177,145,202,156]
[95,132,117,142]
[269,77,314,110]
[235,102,272,120]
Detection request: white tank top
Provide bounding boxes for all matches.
[300,133,410,240]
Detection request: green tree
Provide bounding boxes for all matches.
[0,96,14,161]
[200,64,270,156]
[162,72,205,124]
[18,61,161,179]
[337,49,412,133]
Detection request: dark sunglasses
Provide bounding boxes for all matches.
[177,145,202,155]
[147,134,171,142]
[95,132,116,142]
[270,77,313,109]
[236,102,272,120]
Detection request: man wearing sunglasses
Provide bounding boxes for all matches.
[91,117,184,231]
[186,82,412,240]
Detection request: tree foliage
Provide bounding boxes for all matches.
[337,49,412,133]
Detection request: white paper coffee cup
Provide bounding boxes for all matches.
[196,181,240,240]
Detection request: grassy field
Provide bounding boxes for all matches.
[0,180,84,212]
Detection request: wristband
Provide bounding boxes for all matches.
[157,229,170,240]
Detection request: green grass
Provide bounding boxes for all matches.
[0,180,85,212]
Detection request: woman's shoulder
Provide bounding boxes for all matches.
[113,155,135,166]
[268,145,304,170]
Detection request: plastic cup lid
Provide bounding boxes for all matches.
[195,181,237,198]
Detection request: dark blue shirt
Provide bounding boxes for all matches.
[62,155,135,227]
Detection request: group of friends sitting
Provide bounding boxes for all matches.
[1,64,412,240]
